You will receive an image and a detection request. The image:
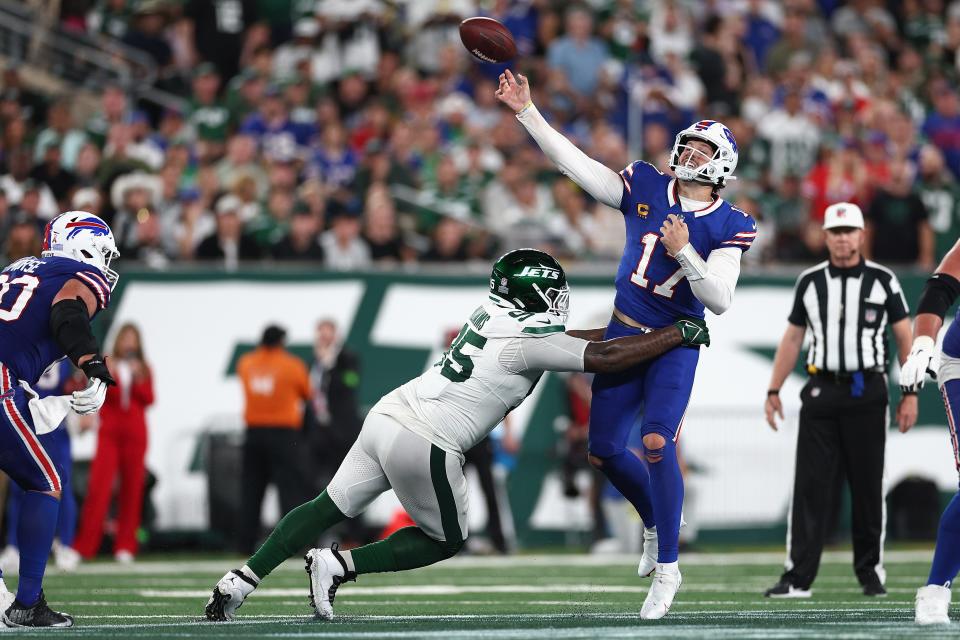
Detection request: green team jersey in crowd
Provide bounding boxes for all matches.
[188,100,231,142]
[918,177,960,261]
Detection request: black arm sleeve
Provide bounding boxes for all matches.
[49,298,100,366]
[917,273,960,320]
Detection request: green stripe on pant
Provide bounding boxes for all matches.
[430,445,463,545]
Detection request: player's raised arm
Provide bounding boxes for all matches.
[496,69,624,209]
[900,239,960,392]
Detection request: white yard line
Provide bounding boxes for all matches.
[67,550,936,575]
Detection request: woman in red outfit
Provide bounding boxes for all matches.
[73,324,154,562]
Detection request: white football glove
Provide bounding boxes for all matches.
[900,335,936,393]
[70,378,107,415]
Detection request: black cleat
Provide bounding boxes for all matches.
[3,592,73,628]
[764,580,812,598]
[863,581,887,597]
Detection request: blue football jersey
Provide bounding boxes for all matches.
[34,357,74,398]
[0,256,111,385]
[613,161,757,327]
[943,308,960,359]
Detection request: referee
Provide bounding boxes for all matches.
[762,202,917,598]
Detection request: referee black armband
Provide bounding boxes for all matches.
[50,297,100,366]
[917,273,960,320]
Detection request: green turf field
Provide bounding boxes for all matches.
[3,549,953,638]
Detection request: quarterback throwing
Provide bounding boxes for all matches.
[497,69,756,619]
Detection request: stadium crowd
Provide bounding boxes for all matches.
[0,0,958,270]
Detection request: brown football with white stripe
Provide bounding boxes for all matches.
[459,17,517,64]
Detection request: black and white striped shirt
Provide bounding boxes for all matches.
[788,260,909,373]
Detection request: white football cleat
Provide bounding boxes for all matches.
[641,562,682,620]
[52,541,80,572]
[204,569,258,621]
[638,516,686,578]
[0,578,13,614]
[637,527,658,578]
[916,584,951,625]
[305,545,356,620]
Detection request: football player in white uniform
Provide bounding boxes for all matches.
[205,249,710,622]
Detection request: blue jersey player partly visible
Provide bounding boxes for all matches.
[2,358,82,574]
[498,69,756,619]
[901,240,960,624]
[0,211,119,628]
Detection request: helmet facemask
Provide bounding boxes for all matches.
[532,282,570,323]
[671,136,728,185]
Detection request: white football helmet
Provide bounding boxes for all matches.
[42,211,120,289]
[669,120,739,187]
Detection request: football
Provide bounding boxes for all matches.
[459,17,517,64]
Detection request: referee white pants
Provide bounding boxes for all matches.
[326,412,469,544]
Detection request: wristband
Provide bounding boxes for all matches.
[767,389,780,396]
[902,390,918,396]
[674,243,708,282]
[516,100,534,115]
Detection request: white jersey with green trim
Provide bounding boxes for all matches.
[369,301,588,456]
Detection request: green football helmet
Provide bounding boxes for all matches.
[489,249,570,321]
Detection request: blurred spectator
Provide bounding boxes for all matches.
[321,205,371,270]
[742,0,781,70]
[866,158,935,268]
[649,1,693,63]
[109,171,162,252]
[236,324,311,554]
[33,100,87,171]
[1,150,59,220]
[216,134,269,201]
[271,203,324,261]
[124,209,172,270]
[273,18,318,80]
[308,122,358,190]
[85,84,129,149]
[923,83,960,178]
[73,323,155,563]
[547,7,609,97]
[122,2,173,70]
[249,188,295,248]
[306,318,362,489]
[362,187,409,262]
[195,195,264,266]
[757,86,820,185]
[421,217,469,262]
[2,215,42,263]
[181,0,260,81]
[29,138,77,208]
[188,64,230,159]
[765,7,816,78]
[917,145,960,261]
[240,86,306,160]
[87,0,133,40]
[802,141,867,223]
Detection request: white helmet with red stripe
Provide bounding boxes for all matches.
[669,119,739,187]
[42,211,120,290]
